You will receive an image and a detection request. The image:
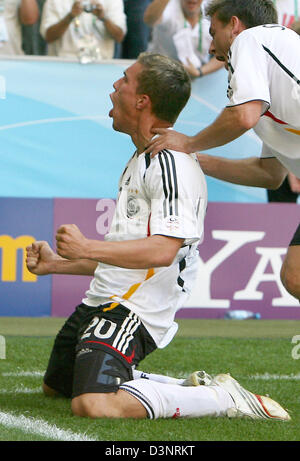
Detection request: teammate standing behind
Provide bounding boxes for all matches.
[145,0,300,293]
[267,0,300,202]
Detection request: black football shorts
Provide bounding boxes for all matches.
[289,223,300,246]
[43,302,156,398]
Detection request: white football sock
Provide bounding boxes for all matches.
[120,378,234,419]
[132,369,184,385]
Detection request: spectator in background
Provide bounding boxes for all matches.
[291,18,300,31]
[22,0,47,55]
[40,0,126,60]
[274,0,299,27]
[120,0,152,59]
[144,0,224,78]
[267,1,300,203]
[0,0,39,55]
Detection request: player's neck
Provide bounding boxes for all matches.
[133,119,172,155]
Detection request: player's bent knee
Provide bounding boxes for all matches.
[281,270,300,299]
[71,393,125,419]
[42,382,61,397]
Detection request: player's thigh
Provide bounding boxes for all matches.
[72,305,156,398]
[43,303,88,397]
[72,388,147,418]
[72,347,133,398]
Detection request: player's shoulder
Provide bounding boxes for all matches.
[139,149,202,177]
[237,24,290,42]
[150,149,200,168]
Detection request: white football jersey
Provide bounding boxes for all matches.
[226,25,300,176]
[83,149,207,348]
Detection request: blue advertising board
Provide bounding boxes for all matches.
[0,198,53,316]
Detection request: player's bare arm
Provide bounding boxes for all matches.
[45,1,83,43]
[26,240,97,276]
[92,2,125,43]
[145,100,263,156]
[197,154,287,190]
[143,0,170,26]
[56,224,184,269]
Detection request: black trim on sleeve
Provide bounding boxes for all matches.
[143,153,151,181]
[158,150,179,218]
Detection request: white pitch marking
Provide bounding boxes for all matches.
[0,411,97,441]
[0,386,41,394]
[0,115,108,131]
[191,92,221,113]
[3,370,300,381]
[250,373,300,381]
[2,371,44,377]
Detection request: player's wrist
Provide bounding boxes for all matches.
[48,254,67,274]
[80,239,97,260]
[186,135,198,153]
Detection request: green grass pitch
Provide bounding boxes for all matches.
[0,317,300,441]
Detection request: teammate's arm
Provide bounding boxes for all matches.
[26,241,97,276]
[145,100,263,155]
[55,224,184,269]
[197,154,287,189]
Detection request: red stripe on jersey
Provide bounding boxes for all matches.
[264,110,287,125]
[84,340,136,364]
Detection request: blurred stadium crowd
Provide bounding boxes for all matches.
[1,0,300,201]
[0,0,299,80]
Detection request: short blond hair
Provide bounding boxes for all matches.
[136,53,191,124]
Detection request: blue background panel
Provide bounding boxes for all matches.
[0,58,267,202]
[0,198,53,316]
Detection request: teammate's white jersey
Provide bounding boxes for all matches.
[83,149,207,348]
[226,25,300,177]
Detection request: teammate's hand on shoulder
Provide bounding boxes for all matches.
[145,129,194,157]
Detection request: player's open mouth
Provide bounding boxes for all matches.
[109,93,114,117]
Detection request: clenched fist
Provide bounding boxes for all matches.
[56,224,89,260]
[26,241,60,275]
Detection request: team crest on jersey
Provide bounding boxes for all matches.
[164,215,180,231]
[127,195,140,218]
[227,84,233,99]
